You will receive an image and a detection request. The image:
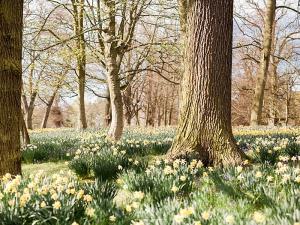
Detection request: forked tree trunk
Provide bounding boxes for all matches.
[250,0,276,126]
[0,0,23,175]
[168,0,246,166]
[26,92,37,129]
[22,93,36,130]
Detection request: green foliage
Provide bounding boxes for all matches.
[12,128,300,224]
[120,160,198,203]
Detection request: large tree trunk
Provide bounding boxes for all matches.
[250,0,276,126]
[0,0,23,175]
[168,0,245,166]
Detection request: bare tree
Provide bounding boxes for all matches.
[250,0,276,125]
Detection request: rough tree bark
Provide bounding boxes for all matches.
[250,0,276,126]
[0,0,23,175]
[168,0,246,166]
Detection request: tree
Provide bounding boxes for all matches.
[233,0,300,126]
[168,0,246,166]
[40,68,68,128]
[71,0,88,129]
[85,0,152,140]
[250,0,276,126]
[0,0,23,175]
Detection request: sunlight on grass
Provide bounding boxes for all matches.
[22,162,69,176]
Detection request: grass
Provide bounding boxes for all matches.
[2,127,300,225]
[22,161,69,176]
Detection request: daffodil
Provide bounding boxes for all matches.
[252,211,265,223]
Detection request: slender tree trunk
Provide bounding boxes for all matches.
[0,0,23,175]
[269,61,278,126]
[168,105,173,126]
[146,102,150,126]
[72,0,87,129]
[168,88,176,125]
[106,67,124,140]
[285,98,289,126]
[78,71,87,129]
[41,106,51,129]
[124,85,132,126]
[168,0,246,166]
[104,93,112,127]
[41,92,57,128]
[21,116,30,146]
[250,0,276,126]
[177,0,187,34]
[25,92,37,129]
[163,95,168,126]
[285,82,290,126]
[157,104,162,127]
[135,109,140,126]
